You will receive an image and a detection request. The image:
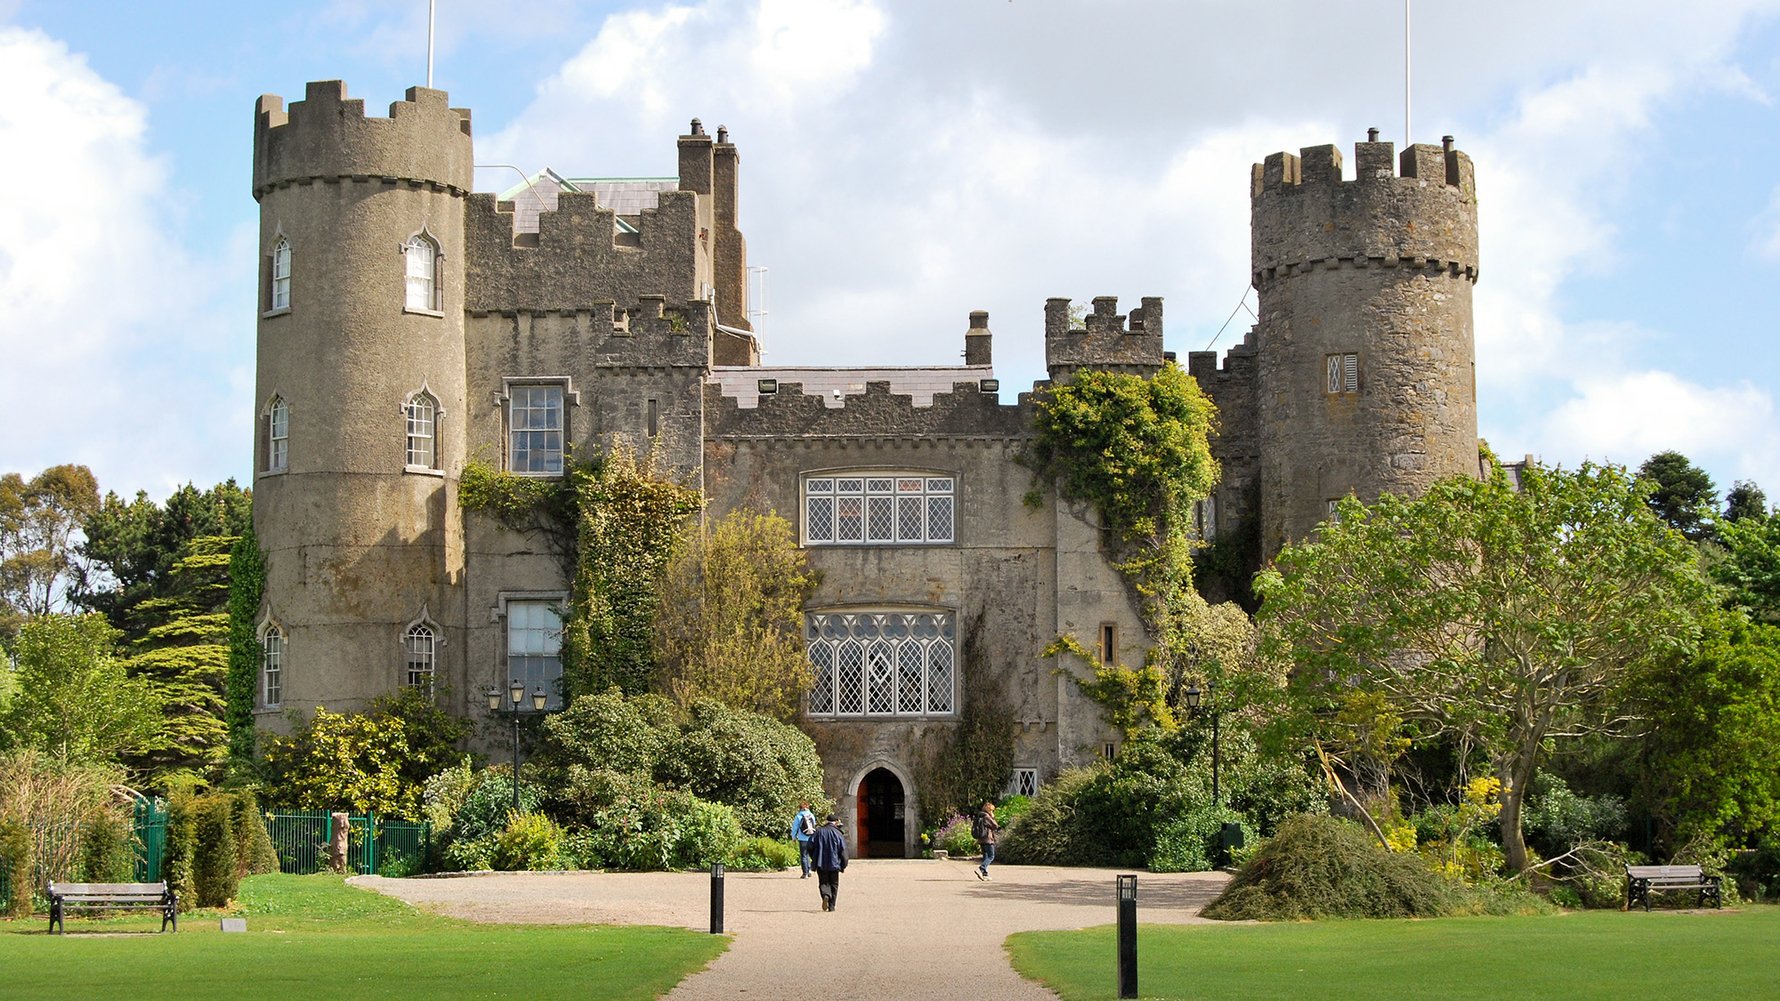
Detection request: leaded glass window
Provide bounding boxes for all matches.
[266,397,289,473]
[406,392,437,469]
[270,237,291,310]
[261,626,284,707]
[805,611,956,718]
[804,474,955,545]
[405,234,440,311]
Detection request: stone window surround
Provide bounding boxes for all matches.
[496,377,579,478]
[1325,352,1360,395]
[260,394,290,476]
[802,468,956,547]
[257,613,285,710]
[401,227,445,317]
[263,227,292,317]
[402,386,444,475]
[491,591,567,710]
[402,607,444,690]
[1009,766,1040,798]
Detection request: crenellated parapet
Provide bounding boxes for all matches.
[1251,136,1478,289]
[1043,296,1166,381]
[465,188,702,312]
[468,295,713,369]
[706,380,1034,442]
[253,81,473,200]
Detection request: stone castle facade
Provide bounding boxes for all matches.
[250,82,1479,857]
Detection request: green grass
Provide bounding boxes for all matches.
[1008,906,1780,1000]
[0,873,727,1000]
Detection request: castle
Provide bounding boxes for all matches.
[250,82,1479,857]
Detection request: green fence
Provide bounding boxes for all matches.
[263,810,429,876]
[133,797,167,882]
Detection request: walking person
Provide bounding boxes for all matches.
[790,801,817,878]
[974,801,1000,880]
[809,813,849,911]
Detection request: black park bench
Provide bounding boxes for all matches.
[1624,864,1722,911]
[47,882,178,934]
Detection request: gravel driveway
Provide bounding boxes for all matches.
[353,859,1229,1000]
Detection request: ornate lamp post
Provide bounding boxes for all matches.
[1184,681,1220,807]
[486,679,548,811]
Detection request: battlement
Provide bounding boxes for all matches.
[466,186,704,313]
[253,81,474,200]
[1043,296,1166,379]
[705,377,1034,442]
[1251,134,1479,286]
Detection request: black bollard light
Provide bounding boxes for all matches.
[709,862,725,934]
[1117,873,1138,999]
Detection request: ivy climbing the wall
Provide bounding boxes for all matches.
[224,525,263,773]
[557,446,702,699]
[1025,363,1223,733]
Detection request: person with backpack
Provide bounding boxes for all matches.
[790,801,817,878]
[974,801,1000,880]
[809,813,849,911]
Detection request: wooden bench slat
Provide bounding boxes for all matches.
[47,881,177,934]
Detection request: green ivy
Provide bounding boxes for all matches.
[224,527,263,772]
[558,447,702,699]
[460,459,581,564]
[1025,364,1220,732]
[913,611,1016,818]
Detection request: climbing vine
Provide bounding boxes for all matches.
[557,446,703,699]
[224,525,264,772]
[913,610,1016,818]
[1025,363,1222,733]
[459,459,581,565]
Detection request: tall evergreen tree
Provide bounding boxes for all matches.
[120,535,236,781]
[1637,450,1718,542]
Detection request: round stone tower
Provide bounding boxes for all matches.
[1248,134,1480,558]
[250,81,472,721]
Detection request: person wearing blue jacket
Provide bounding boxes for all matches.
[790,802,817,878]
[808,814,849,911]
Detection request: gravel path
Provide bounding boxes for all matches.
[353,860,1229,1000]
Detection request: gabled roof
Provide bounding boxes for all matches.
[495,171,678,235]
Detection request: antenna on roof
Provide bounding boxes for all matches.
[425,0,436,88]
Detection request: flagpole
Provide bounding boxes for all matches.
[1404,0,1412,147]
[425,0,436,88]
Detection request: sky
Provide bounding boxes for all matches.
[3,0,1780,507]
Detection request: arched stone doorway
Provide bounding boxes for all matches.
[855,767,907,858]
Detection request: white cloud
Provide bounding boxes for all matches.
[0,27,240,498]
[1540,370,1778,486]
[1755,185,1780,260]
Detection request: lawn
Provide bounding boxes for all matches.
[1007,906,1780,1001]
[0,873,727,1001]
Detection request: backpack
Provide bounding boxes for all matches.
[971,812,988,842]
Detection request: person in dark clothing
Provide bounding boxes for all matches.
[975,802,1000,880]
[808,813,849,911]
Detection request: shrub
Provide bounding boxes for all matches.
[580,788,742,871]
[161,794,199,910]
[931,814,978,857]
[1201,813,1463,920]
[230,791,280,876]
[192,795,239,907]
[442,835,496,873]
[999,767,1102,865]
[995,794,1033,828]
[1150,804,1254,873]
[1522,773,1628,860]
[1729,836,1780,901]
[77,807,136,883]
[1,820,31,918]
[540,690,679,774]
[727,836,799,871]
[653,698,826,838]
[453,768,542,844]
[493,812,567,871]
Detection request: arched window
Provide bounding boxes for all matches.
[269,236,291,311]
[404,234,440,312]
[405,623,436,691]
[405,392,438,469]
[264,396,289,473]
[261,625,285,707]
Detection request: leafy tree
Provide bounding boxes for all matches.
[1637,450,1717,542]
[1713,508,1780,623]
[261,707,416,818]
[75,480,251,637]
[1724,480,1768,524]
[1258,459,1716,872]
[653,508,819,721]
[1635,610,1780,851]
[121,535,235,782]
[0,613,162,766]
[0,465,101,637]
